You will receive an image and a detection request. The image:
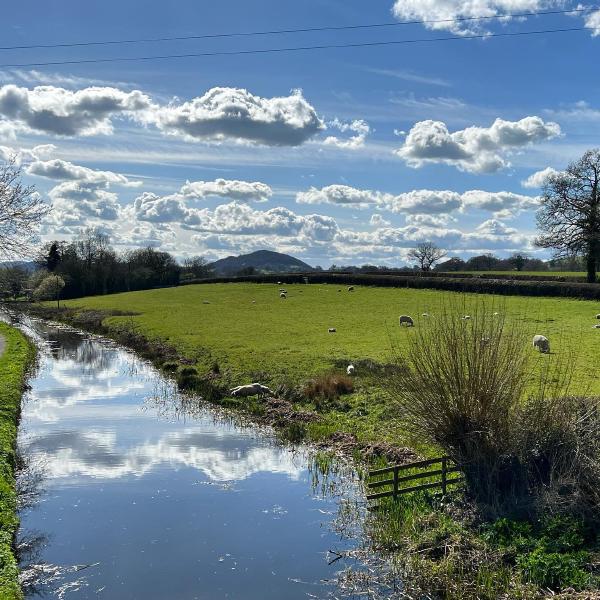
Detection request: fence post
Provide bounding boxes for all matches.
[441,457,447,496]
[393,465,399,500]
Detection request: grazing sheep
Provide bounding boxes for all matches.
[251,300,256,303]
[493,312,499,316]
[594,324,600,329]
[203,300,210,304]
[280,292,287,299]
[348,286,355,292]
[596,314,600,319]
[277,281,282,285]
[462,315,471,320]
[399,315,414,327]
[533,334,550,353]
[230,383,273,398]
[421,312,430,317]
[328,327,337,333]
[347,364,355,375]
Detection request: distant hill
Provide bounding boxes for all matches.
[209,250,314,276]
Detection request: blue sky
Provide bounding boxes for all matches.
[2,0,600,267]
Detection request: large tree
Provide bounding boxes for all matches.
[407,242,447,272]
[0,159,50,258]
[536,149,600,283]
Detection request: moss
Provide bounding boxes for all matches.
[0,323,35,599]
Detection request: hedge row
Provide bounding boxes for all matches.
[181,272,600,300]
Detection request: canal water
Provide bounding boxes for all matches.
[3,314,367,599]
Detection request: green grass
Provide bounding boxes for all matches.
[0,323,35,600]
[50,282,600,453]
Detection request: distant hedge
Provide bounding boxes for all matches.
[181,272,600,300]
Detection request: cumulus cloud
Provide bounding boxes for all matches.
[370,213,391,228]
[27,158,142,187]
[395,116,561,173]
[521,166,561,188]
[323,118,370,149]
[0,143,56,165]
[391,1,562,35]
[0,84,153,136]
[583,7,600,35]
[153,87,324,146]
[180,178,272,202]
[296,184,536,217]
[405,213,457,227]
[47,181,121,223]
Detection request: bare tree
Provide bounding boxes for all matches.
[536,149,600,283]
[407,242,447,272]
[0,158,50,258]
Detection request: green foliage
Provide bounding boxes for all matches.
[0,323,35,599]
[516,549,590,590]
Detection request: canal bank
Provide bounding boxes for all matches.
[0,322,35,600]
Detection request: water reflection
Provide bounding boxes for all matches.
[7,314,369,599]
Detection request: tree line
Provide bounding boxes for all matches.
[0,229,215,301]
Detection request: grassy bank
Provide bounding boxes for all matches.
[0,323,34,600]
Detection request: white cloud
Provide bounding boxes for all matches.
[47,181,121,222]
[180,178,272,202]
[27,158,142,187]
[395,116,561,173]
[0,84,154,136]
[296,184,536,217]
[391,1,561,35]
[370,213,391,228]
[521,166,561,188]
[583,7,600,35]
[323,118,370,149]
[153,87,324,146]
[405,213,456,226]
[460,190,539,216]
[0,143,56,165]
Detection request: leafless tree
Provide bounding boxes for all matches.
[536,149,600,283]
[0,158,50,259]
[407,242,447,272]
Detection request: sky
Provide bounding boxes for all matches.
[1,0,600,268]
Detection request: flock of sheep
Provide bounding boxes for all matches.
[224,283,600,398]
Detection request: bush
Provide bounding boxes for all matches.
[385,299,600,523]
[516,549,590,590]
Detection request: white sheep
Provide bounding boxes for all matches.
[347,364,355,375]
[594,324,600,329]
[202,300,210,304]
[348,286,355,292]
[596,314,600,319]
[532,334,550,353]
[328,327,337,333]
[399,315,414,327]
[462,315,472,320]
[230,383,273,398]
[421,312,430,317]
[493,312,499,316]
[280,292,287,299]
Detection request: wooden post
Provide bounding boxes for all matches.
[441,457,447,496]
[393,465,399,500]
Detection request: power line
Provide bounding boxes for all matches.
[0,6,595,52]
[0,26,591,69]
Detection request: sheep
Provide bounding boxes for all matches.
[594,324,600,329]
[346,364,355,375]
[202,300,210,305]
[399,315,414,327]
[328,327,337,333]
[421,312,430,317]
[347,286,355,292]
[596,314,600,319]
[462,315,472,320]
[493,312,499,316]
[532,334,550,353]
[280,292,287,299]
[230,383,273,398]
[279,288,287,293]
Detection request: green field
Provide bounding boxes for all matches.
[62,281,600,397]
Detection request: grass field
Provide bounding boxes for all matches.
[0,323,35,600]
[56,282,600,449]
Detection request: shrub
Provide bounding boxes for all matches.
[161,361,179,372]
[516,549,590,590]
[385,299,600,523]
